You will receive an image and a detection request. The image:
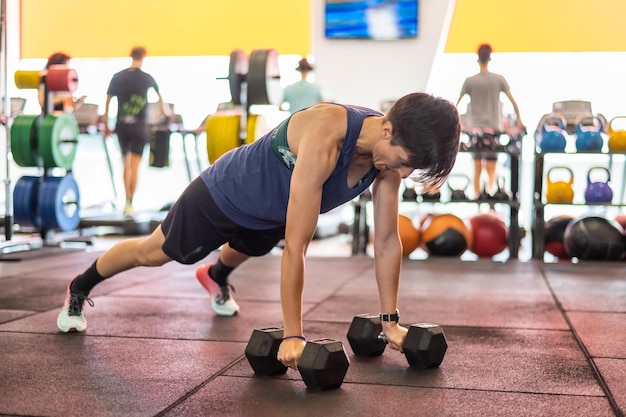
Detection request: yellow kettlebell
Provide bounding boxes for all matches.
[546,166,574,204]
[608,116,626,153]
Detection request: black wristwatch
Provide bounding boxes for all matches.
[380,309,399,323]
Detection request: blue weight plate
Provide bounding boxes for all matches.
[38,175,81,232]
[13,175,42,228]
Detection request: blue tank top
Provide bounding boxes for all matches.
[200,104,381,229]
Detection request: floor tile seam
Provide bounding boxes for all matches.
[539,268,624,417]
[0,330,251,344]
[353,382,610,398]
[300,262,374,318]
[228,377,611,399]
[154,354,246,417]
[297,320,577,333]
[0,311,50,327]
[592,355,626,361]
[445,324,573,332]
[565,309,626,315]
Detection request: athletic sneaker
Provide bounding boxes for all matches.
[123,202,135,216]
[195,263,240,316]
[57,282,94,333]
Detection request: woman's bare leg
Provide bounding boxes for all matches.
[96,225,172,278]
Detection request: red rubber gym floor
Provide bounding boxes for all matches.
[0,245,624,417]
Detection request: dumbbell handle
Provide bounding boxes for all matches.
[377,332,388,343]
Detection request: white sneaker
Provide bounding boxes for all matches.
[57,282,94,333]
[123,202,135,216]
[195,263,240,316]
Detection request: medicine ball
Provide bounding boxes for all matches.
[420,213,472,257]
[563,216,626,261]
[544,215,574,259]
[398,214,420,256]
[469,212,509,257]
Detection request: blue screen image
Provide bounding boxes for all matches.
[325,0,418,39]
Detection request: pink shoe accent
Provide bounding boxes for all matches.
[195,263,240,316]
[196,263,219,296]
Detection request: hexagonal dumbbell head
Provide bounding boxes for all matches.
[245,327,288,376]
[347,314,386,356]
[403,323,448,369]
[297,338,350,390]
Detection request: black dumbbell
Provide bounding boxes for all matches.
[244,327,350,390]
[347,314,448,369]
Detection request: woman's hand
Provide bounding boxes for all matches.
[277,337,306,370]
[381,322,408,352]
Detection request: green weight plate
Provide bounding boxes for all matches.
[10,114,40,167]
[38,113,79,169]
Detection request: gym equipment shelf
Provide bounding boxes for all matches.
[444,135,522,260]
[350,131,523,260]
[531,149,626,259]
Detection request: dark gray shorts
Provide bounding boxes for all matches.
[116,122,150,156]
[474,152,498,161]
[160,177,285,264]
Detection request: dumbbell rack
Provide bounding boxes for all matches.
[531,148,626,259]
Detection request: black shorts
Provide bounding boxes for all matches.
[474,152,498,161]
[116,122,150,156]
[160,177,286,264]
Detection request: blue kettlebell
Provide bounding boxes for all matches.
[584,167,613,203]
[575,116,604,152]
[538,116,567,153]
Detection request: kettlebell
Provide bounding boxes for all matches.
[402,184,418,202]
[447,174,470,201]
[575,116,604,152]
[608,116,626,153]
[492,176,511,201]
[546,166,574,204]
[584,166,613,204]
[538,115,567,153]
[420,191,441,202]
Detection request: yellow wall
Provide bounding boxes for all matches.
[20,0,311,58]
[446,0,626,52]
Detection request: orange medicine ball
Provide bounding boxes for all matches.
[420,213,472,257]
[398,214,421,256]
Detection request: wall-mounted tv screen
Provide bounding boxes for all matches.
[325,0,418,40]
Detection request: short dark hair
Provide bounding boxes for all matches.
[46,52,71,69]
[131,46,147,60]
[477,43,492,64]
[385,92,460,189]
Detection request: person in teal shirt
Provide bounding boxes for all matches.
[281,57,324,113]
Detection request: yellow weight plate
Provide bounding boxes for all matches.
[245,114,269,145]
[14,70,41,90]
[206,114,241,164]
